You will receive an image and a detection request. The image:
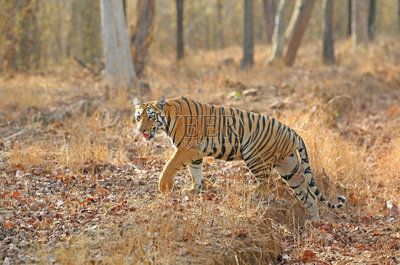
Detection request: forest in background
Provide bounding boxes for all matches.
[0,0,400,264]
[1,0,399,72]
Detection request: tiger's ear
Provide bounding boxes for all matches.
[157,96,166,109]
[133,97,141,108]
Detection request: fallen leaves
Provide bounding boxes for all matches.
[3,221,15,230]
[301,250,317,263]
[11,191,21,199]
[386,200,400,217]
[95,186,109,196]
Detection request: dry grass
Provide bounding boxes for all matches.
[54,193,284,265]
[1,38,400,264]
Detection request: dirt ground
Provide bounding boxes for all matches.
[0,39,399,264]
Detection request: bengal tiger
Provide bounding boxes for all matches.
[133,96,345,221]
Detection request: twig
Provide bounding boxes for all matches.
[3,128,26,140]
[74,57,104,76]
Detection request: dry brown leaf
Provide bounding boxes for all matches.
[348,192,357,205]
[96,186,109,196]
[301,250,317,263]
[131,157,149,164]
[3,220,15,229]
[11,190,21,199]
[390,205,400,217]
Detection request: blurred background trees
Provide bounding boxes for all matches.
[0,0,399,75]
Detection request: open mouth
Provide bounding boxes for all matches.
[142,130,155,141]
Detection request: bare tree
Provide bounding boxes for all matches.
[368,0,376,40]
[68,0,101,64]
[16,0,41,70]
[131,0,155,77]
[268,0,286,64]
[216,0,224,49]
[176,0,184,59]
[100,0,136,88]
[241,0,254,68]
[352,0,369,47]
[347,0,352,37]
[122,0,127,21]
[322,0,335,64]
[263,0,276,44]
[284,0,316,66]
[0,1,17,71]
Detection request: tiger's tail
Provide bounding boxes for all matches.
[295,133,346,209]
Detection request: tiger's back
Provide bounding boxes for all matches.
[164,97,297,164]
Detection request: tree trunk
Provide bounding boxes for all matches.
[284,0,316,66]
[16,0,41,70]
[176,0,184,59]
[268,0,286,64]
[100,0,136,88]
[216,0,223,49]
[241,0,254,68]
[131,0,155,77]
[322,0,335,64]
[123,0,127,21]
[0,1,18,71]
[368,0,376,40]
[68,0,101,64]
[263,0,276,44]
[347,0,352,37]
[352,0,369,47]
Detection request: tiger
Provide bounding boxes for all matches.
[133,96,346,221]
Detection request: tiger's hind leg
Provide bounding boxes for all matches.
[274,153,320,221]
[244,156,273,195]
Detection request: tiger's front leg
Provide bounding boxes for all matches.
[158,149,197,194]
[183,159,203,194]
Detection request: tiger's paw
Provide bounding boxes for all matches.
[158,178,174,194]
[181,185,201,195]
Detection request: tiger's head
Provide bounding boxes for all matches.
[133,96,166,141]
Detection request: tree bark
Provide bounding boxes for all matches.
[284,0,316,66]
[322,0,335,64]
[216,0,224,49]
[0,1,18,71]
[368,0,376,40]
[241,0,254,68]
[352,0,369,47]
[347,0,352,37]
[16,0,41,70]
[176,0,184,59]
[123,0,127,21]
[268,0,286,64]
[131,0,155,77]
[263,0,276,44]
[100,0,136,88]
[68,0,101,64]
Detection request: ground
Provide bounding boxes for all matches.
[0,39,399,264]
